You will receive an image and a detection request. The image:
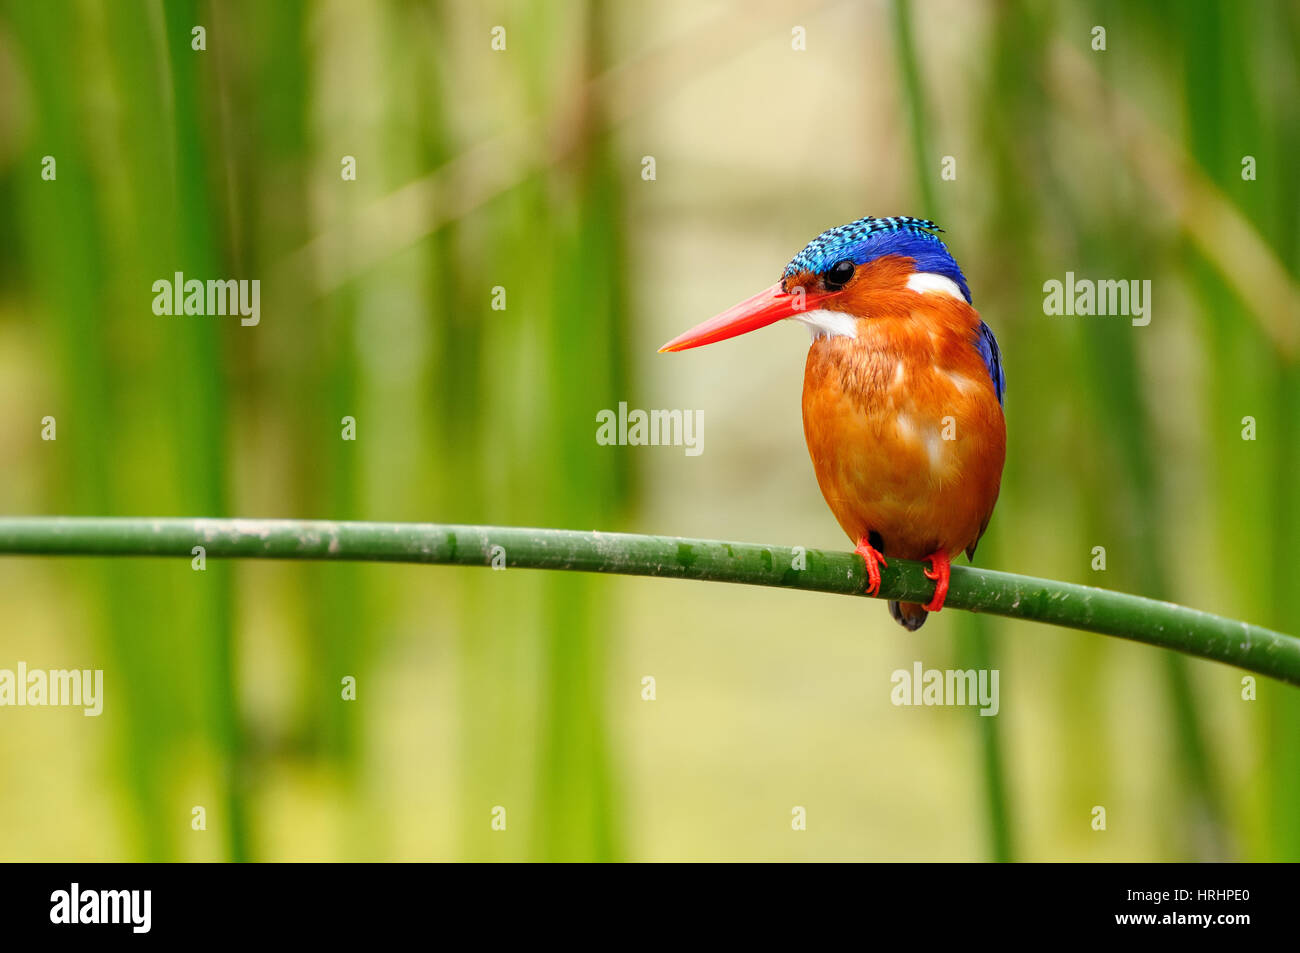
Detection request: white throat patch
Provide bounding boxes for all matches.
[790,308,858,341]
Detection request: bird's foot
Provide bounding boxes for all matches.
[853,537,888,597]
[922,550,951,613]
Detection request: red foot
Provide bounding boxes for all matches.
[854,537,888,597]
[922,550,951,613]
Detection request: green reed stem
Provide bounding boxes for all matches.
[2,517,1297,686]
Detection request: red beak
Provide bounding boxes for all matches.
[658,282,839,352]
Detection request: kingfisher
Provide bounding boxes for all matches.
[660,216,1006,630]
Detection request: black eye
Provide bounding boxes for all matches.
[824,259,855,290]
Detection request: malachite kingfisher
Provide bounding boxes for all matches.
[660,216,1006,630]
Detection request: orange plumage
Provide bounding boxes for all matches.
[797,254,1004,557]
[795,254,1005,627]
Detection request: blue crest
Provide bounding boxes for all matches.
[782,215,972,304]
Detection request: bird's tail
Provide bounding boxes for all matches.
[889,600,928,631]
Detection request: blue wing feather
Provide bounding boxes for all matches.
[974,320,1006,405]
[966,320,1005,560]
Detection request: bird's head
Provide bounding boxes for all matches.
[659,215,971,352]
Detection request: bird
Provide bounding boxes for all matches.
[660,215,1006,630]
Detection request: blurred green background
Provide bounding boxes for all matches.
[0,0,1296,861]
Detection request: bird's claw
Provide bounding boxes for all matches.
[922,551,951,613]
[854,537,888,597]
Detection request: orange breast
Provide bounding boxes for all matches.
[801,298,1006,561]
